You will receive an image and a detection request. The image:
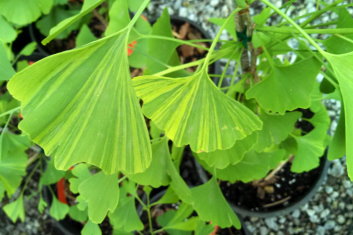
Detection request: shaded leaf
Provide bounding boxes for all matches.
[78,172,119,223]
[191,178,240,229]
[128,137,170,187]
[109,197,143,232]
[209,17,237,40]
[38,196,48,213]
[40,158,66,185]
[197,132,258,169]
[69,205,88,222]
[253,112,300,151]
[133,70,262,153]
[291,102,330,172]
[8,33,152,174]
[0,16,17,43]
[42,0,104,45]
[0,42,15,81]
[246,57,321,114]
[49,196,69,220]
[328,106,345,160]
[0,133,30,195]
[3,195,25,222]
[76,24,97,47]
[211,149,285,183]
[0,0,53,25]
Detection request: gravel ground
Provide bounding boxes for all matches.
[1,1,352,234]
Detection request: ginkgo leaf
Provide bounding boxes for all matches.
[210,149,285,183]
[8,33,152,174]
[42,0,104,45]
[0,16,17,43]
[322,51,353,178]
[133,70,262,153]
[49,196,69,220]
[197,132,258,169]
[291,102,330,172]
[0,132,30,195]
[246,57,321,114]
[128,137,171,187]
[191,178,240,229]
[253,111,300,151]
[3,195,25,223]
[0,0,53,25]
[78,172,119,223]
[328,105,345,160]
[0,42,15,81]
[81,221,102,235]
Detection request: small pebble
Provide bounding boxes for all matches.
[337,215,346,224]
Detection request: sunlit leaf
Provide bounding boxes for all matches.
[3,195,25,222]
[69,164,91,193]
[133,70,262,153]
[78,172,119,223]
[291,102,330,172]
[246,57,321,114]
[128,137,171,187]
[0,0,53,25]
[38,195,48,213]
[42,0,104,45]
[209,17,237,40]
[191,178,240,229]
[208,149,285,183]
[49,195,69,220]
[8,33,152,174]
[320,51,353,178]
[0,133,30,195]
[82,220,102,235]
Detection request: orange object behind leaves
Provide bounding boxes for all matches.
[128,41,137,56]
[56,178,68,204]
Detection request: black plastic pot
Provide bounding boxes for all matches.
[196,153,330,218]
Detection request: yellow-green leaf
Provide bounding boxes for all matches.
[133,70,262,152]
[8,34,152,174]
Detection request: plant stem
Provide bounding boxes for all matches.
[261,0,325,54]
[257,27,353,35]
[0,106,20,119]
[201,8,241,70]
[20,160,41,195]
[146,195,154,235]
[137,34,209,51]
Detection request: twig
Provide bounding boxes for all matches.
[263,196,291,208]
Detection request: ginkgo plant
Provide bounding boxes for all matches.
[1,0,353,233]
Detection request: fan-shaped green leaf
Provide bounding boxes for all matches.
[328,106,345,160]
[254,111,300,151]
[3,195,25,222]
[133,70,262,152]
[0,0,53,25]
[128,137,170,187]
[291,102,330,172]
[109,197,143,232]
[105,0,130,36]
[197,132,258,169]
[191,177,240,229]
[0,16,17,43]
[0,42,15,81]
[324,9,353,54]
[78,172,119,223]
[82,221,102,235]
[246,57,321,114]
[208,149,285,183]
[0,133,30,195]
[322,51,353,178]
[8,34,152,174]
[42,0,104,45]
[49,196,69,220]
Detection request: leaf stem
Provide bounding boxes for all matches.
[257,27,353,35]
[20,160,41,196]
[0,106,20,119]
[261,0,325,54]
